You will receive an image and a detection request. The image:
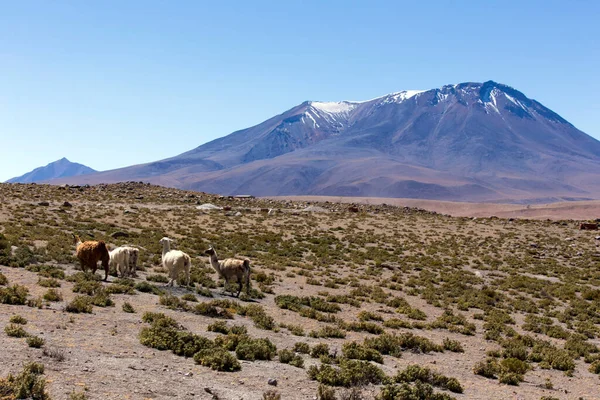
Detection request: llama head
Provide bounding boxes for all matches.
[204,246,216,256]
[159,237,173,246]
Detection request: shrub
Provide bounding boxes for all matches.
[278,349,305,368]
[498,372,523,385]
[589,360,600,374]
[377,381,456,400]
[310,326,346,339]
[90,290,114,307]
[294,342,311,354]
[207,321,230,334]
[171,331,215,358]
[342,342,384,364]
[317,384,337,400]
[43,347,65,361]
[442,338,464,353]
[146,274,169,283]
[181,293,198,302]
[9,315,27,325]
[473,358,498,379]
[27,335,45,348]
[122,302,135,313]
[72,280,102,295]
[263,390,281,400]
[243,304,275,330]
[105,284,135,295]
[5,324,28,338]
[395,365,463,393]
[43,288,63,302]
[0,362,50,399]
[65,296,93,313]
[135,281,163,295]
[194,348,241,371]
[308,359,386,387]
[0,284,29,305]
[235,337,277,361]
[38,278,61,288]
[311,343,330,358]
[0,272,8,286]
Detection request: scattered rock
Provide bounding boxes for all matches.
[204,388,213,394]
[302,205,329,213]
[62,201,72,207]
[268,378,278,386]
[38,201,50,206]
[197,203,223,211]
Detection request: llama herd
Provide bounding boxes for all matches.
[73,234,251,297]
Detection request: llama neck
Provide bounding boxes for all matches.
[161,243,170,257]
[208,253,221,273]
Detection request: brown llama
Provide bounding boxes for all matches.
[72,234,110,281]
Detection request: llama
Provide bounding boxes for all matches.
[122,246,139,277]
[204,246,250,297]
[109,246,130,278]
[159,237,191,287]
[72,234,110,281]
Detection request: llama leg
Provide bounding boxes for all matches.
[236,279,242,297]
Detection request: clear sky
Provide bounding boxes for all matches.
[1,1,599,182]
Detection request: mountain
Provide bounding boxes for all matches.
[7,158,96,184]
[50,81,600,202]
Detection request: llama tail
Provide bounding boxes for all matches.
[243,259,251,293]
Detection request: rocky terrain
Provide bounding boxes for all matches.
[1,182,600,400]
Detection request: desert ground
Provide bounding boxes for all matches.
[268,196,600,221]
[1,182,600,400]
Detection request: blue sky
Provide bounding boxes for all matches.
[1,1,599,181]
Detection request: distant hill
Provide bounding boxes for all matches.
[7,158,96,183]
[51,81,600,203]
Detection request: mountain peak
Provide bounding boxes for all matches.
[6,158,96,184]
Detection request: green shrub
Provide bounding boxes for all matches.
[38,278,61,288]
[473,358,498,379]
[146,274,169,283]
[27,335,45,348]
[442,338,464,353]
[262,390,281,400]
[72,280,102,295]
[65,296,93,313]
[243,304,275,330]
[207,321,230,334]
[395,365,463,393]
[278,349,304,368]
[181,293,198,302]
[317,384,337,400]
[0,272,7,286]
[214,333,247,351]
[377,381,456,400]
[498,372,523,385]
[230,324,247,335]
[308,359,386,387]
[0,284,29,305]
[311,343,330,358]
[122,302,135,313]
[171,331,215,357]
[236,337,277,361]
[294,342,311,354]
[9,315,27,325]
[310,326,346,339]
[589,360,600,374]
[43,288,63,302]
[5,324,28,338]
[0,362,50,399]
[342,342,384,364]
[105,284,135,295]
[194,348,241,371]
[135,281,163,295]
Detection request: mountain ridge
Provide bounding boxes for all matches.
[7,158,96,184]
[44,81,600,202]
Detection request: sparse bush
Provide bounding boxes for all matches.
[5,324,28,338]
[317,384,337,400]
[310,326,346,339]
[65,296,93,313]
[278,349,304,368]
[194,348,240,371]
[235,337,277,361]
[263,390,281,400]
[9,315,27,325]
[207,321,230,334]
[27,335,45,348]
[311,343,330,358]
[308,359,386,387]
[342,341,384,363]
[442,338,464,353]
[43,347,65,361]
[181,293,198,302]
[0,362,50,399]
[43,288,63,302]
[473,358,499,379]
[38,278,61,288]
[122,302,135,313]
[0,284,29,305]
[294,342,311,354]
[146,274,169,283]
[0,272,7,286]
[135,281,163,295]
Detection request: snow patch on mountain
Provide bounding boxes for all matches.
[379,90,426,105]
[310,101,357,114]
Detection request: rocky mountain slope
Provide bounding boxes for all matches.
[7,158,96,184]
[49,81,600,202]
